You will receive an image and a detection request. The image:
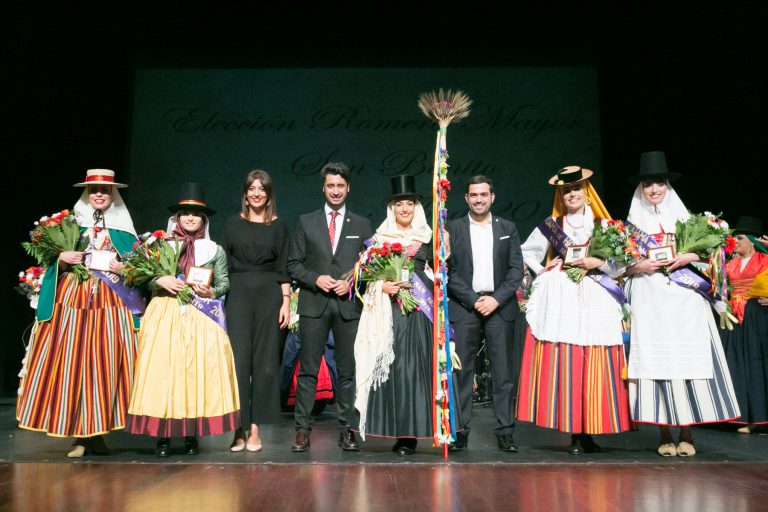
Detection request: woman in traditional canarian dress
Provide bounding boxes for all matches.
[127,183,240,457]
[624,151,740,457]
[719,216,768,434]
[517,165,633,455]
[17,169,142,457]
[354,175,440,456]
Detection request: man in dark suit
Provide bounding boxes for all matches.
[288,162,373,452]
[447,175,523,452]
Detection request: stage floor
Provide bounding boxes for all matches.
[3,403,768,511]
[2,403,767,465]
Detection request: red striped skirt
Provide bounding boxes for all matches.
[516,328,633,434]
[16,273,138,437]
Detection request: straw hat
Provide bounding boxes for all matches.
[73,169,127,188]
[548,165,594,186]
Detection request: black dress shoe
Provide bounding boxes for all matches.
[184,436,199,455]
[579,434,601,453]
[396,445,415,456]
[497,434,518,453]
[569,435,584,455]
[448,432,468,452]
[392,438,417,456]
[339,429,359,451]
[155,438,171,458]
[291,431,310,452]
[89,435,110,455]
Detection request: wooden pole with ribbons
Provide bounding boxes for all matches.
[417,89,472,459]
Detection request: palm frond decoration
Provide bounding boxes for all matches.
[418,89,472,128]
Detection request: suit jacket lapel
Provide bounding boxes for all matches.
[491,215,503,283]
[316,209,333,255]
[461,216,473,274]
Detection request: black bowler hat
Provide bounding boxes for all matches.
[389,175,422,201]
[167,182,217,216]
[732,216,764,236]
[627,151,682,185]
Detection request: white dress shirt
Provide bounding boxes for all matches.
[469,214,495,292]
[324,203,346,252]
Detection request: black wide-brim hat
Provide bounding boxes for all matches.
[732,216,764,236]
[167,182,217,216]
[389,174,422,201]
[627,151,682,185]
[548,165,594,186]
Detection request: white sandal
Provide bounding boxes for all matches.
[676,441,696,457]
[657,442,677,457]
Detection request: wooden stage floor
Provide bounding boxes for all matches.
[3,404,768,511]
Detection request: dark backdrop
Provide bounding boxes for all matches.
[2,8,765,396]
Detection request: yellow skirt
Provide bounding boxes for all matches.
[127,296,240,436]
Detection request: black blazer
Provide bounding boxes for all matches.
[288,208,373,320]
[446,214,524,322]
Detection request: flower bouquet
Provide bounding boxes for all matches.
[675,212,737,325]
[16,266,46,308]
[564,219,640,283]
[676,211,734,292]
[22,209,90,282]
[353,241,419,314]
[120,230,193,304]
[675,212,733,259]
[288,287,300,333]
[590,219,640,264]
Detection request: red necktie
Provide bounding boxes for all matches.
[329,211,339,251]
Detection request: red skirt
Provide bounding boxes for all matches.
[286,356,334,406]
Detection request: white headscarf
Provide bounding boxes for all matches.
[74,187,137,237]
[627,181,690,234]
[373,199,432,245]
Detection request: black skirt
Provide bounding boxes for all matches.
[722,298,768,424]
[365,302,435,438]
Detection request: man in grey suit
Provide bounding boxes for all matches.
[288,162,373,452]
[447,175,523,452]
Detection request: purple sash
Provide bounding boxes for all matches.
[176,273,228,332]
[537,217,628,306]
[536,217,575,259]
[410,272,455,339]
[92,270,146,316]
[188,295,228,332]
[625,222,718,304]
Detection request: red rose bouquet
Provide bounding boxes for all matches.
[353,241,419,314]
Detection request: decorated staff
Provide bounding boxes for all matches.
[418,88,472,457]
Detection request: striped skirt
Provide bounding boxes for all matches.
[629,315,741,426]
[16,273,138,437]
[517,328,633,434]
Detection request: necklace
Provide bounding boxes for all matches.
[564,216,584,229]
